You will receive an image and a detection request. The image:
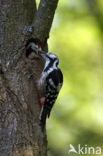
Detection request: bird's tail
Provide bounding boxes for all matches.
[39,105,51,131]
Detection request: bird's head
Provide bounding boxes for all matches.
[40,52,59,66]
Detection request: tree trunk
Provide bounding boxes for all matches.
[0,0,58,155]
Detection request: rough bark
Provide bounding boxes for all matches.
[0,0,59,155]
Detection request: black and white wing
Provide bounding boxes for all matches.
[40,69,63,130]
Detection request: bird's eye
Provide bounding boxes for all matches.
[56,61,59,66]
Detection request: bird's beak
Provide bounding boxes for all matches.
[38,51,47,59]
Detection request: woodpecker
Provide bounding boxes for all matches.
[25,38,42,59]
[38,52,63,130]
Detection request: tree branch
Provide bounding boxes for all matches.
[32,0,59,44]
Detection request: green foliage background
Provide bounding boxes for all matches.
[38,0,103,155]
